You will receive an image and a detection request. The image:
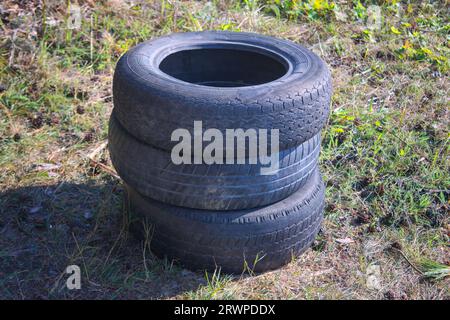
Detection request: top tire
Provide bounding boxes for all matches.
[113,31,332,153]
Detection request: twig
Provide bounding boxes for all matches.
[90,159,121,180]
[237,17,249,29]
[87,140,108,160]
[424,189,449,194]
[8,30,18,67]
[390,247,424,276]
[90,15,94,63]
[85,140,121,179]
[316,33,325,57]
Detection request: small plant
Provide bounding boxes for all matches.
[242,252,266,276]
[395,40,449,72]
[219,22,241,31]
[264,0,335,21]
[352,0,366,21]
[243,0,261,12]
[185,268,234,299]
[419,259,450,281]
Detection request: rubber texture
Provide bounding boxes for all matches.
[113,31,332,153]
[127,168,325,274]
[109,112,321,211]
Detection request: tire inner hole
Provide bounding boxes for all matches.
[159,48,288,87]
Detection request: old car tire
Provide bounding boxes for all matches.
[127,168,325,274]
[109,112,321,210]
[113,31,332,153]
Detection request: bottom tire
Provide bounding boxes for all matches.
[127,169,325,274]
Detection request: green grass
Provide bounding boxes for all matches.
[184,269,235,300]
[420,259,450,281]
[0,0,448,299]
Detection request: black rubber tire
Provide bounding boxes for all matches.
[127,168,324,274]
[113,31,332,153]
[109,112,321,211]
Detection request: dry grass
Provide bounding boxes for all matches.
[0,0,448,299]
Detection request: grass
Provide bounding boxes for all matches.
[420,259,450,281]
[0,0,448,299]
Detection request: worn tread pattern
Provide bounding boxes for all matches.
[109,112,321,210]
[113,31,332,152]
[128,168,325,274]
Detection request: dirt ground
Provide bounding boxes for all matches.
[0,0,448,299]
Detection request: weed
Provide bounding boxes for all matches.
[0,0,448,300]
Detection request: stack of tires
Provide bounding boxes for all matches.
[109,32,332,273]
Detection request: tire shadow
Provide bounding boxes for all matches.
[0,180,207,299]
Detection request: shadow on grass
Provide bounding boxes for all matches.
[0,180,206,299]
